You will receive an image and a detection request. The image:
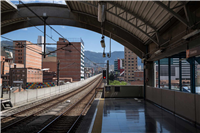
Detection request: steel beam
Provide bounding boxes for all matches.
[107,11,159,46]
[158,60,160,88]
[168,58,171,90]
[1,3,146,57]
[155,1,189,27]
[107,1,157,31]
[65,1,72,11]
[179,58,182,91]
[190,57,196,93]
[78,1,97,8]
[78,1,160,46]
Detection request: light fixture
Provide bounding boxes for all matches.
[103,52,106,57]
[98,2,106,23]
[100,36,105,48]
[182,29,200,40]
[43,13,47,17]
[155,49,162,54]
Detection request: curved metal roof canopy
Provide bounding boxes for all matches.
[2,1,199,60]
[66,1,185,45]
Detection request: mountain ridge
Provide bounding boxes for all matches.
[1,41,124,66]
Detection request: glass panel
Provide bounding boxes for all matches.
[154,61,158,88]
[171,58,180,91]
[195,59,200,94]
[160,58,169,89]
[181,59,191,93]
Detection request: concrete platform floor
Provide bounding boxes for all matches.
[89,98,200,133]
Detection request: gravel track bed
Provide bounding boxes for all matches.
[1,76,100,133]
[2,77,101,133]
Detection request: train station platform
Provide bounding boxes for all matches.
[77,98,200,133]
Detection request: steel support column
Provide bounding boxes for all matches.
[190,57,196,93]
[158,60,160,88]
[57,60,60,86]
[107,60,109,85]
[168,58,171,89]
[43,16,48,58]
[144,61,146,99]
[179,58,182,91]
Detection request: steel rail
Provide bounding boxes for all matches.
[1,75,101,132]
[37,78,102,133]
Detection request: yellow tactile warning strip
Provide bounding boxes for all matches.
[91,98,105,133]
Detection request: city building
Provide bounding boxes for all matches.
[109,65,114,72]
[134,71,144,81]
[10,66,43,88]
[114,58,124,72]
[84,67,94,79]
[1,48,24,87]
[124,47,138,82]
[42,56,57,82]
[13,40,42,69]
[42,56,57,72]
[57,38,84,81]
[43,71,56,82]
[155,58,191,89]
[37,36,44,52]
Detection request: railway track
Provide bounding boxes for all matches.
[38,78,102,133]
[1,75,101,133]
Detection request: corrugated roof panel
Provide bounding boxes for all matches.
[1,0,17,13]
[142,2,155,21]
[138,1,149,17]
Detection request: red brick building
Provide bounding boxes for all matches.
[42,56,57,72]
[11,40,43,86]
[57,38,84,81]
[1,55,24,87]
[42,56,57,82]
[13,40,42,69]
[124,47,138,82]
[10,66,43,88]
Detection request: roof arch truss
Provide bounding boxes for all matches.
[78,1,161,46]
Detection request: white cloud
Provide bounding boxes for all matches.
[22,0,35,3]
[54,0,66,4]
[22,28,28,31]
[38,0,66,5]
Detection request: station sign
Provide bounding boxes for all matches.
[186,45,200,58]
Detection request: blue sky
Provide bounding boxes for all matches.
[2,25,124,52]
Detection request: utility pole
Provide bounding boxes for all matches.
[57,60,60,86]
[107,60,109,85]
[43,13,48,58]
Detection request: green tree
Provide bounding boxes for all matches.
[109,73,115,81]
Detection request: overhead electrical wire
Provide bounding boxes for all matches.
[15,10,57,42]
[3,1,104,69]
[18,0,103,68]
[19,0,71,44]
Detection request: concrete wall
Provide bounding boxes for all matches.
[175,91,195,122]
[146,86,200,125]
[10,74,101,106]
[104,85,143,98]
[196,94,200,125]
